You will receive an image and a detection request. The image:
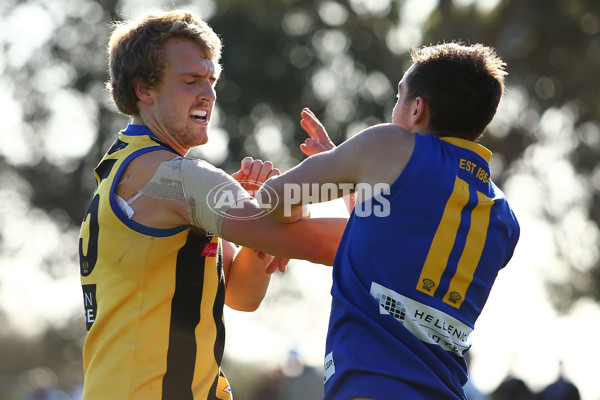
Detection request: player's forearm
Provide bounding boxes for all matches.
[224,247,272,312]
[272,217,346,266]
[258,151,355,221]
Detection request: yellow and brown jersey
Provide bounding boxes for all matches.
[78,124,231,400]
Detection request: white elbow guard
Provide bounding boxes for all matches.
[140,157,252,236]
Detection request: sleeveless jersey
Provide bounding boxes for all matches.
[323,134,520,400]
[78,124,232,400]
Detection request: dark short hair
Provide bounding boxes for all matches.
[106,10,222,116]
[405,42,507,140]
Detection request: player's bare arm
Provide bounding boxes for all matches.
[114,149,191,228]
[115,153,286,311]
[221,239,285,311]
[225,156,346,267]
[114,149,346,313]
[261,123,416,221]
[222,157,288,311]
[221,198,346,266]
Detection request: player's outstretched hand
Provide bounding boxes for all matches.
[299,107,336,156]
[265,257,290,274]
[231,156,280,197]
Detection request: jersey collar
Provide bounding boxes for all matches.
[120,124,178,154]
[121,124,157,138]
[440,136,492,162]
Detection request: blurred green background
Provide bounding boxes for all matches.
[1,0,599,399]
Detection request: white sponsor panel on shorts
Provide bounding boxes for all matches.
[324,351,336,383]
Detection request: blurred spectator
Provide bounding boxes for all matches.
[253,349,322,400]
[20,367,69,400]
[278,349,322,400]
[253,367,285,399]
[69,382,83,400]
[464,376,489,400]
[66,364,83,400]
[491,375,535,400]
[537,361,580,400]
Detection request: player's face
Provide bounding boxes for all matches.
[391,69,413,131]
[149,38,220,151]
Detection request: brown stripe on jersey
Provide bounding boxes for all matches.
[162,232,212,400]
[207,372,220,400]
[213,242,226,366]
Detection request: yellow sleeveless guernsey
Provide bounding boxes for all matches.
[78,125,232,400]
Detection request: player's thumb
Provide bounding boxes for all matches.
[300,139,325,156]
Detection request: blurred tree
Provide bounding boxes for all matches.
[206,0,406,172]
[0,316,85,399]
[1,0,124,225]
[423,0,600,311]
[0,0,599,331]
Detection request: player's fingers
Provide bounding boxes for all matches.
[300,138,327,156]
[277,258,289,273]
[265,257,289,275]
[233,157,256,189]
[231,169,243,181]
[300,114,322,141]
[256,160,275,184]
[240,156,254,177]
[265,262,278,275]
[301,108,327,139]
[267,167,280,179]
[299,143,310,157]
[246,159,264,183]
[299,142,315,157]
[300,113,335,153]
[301,107,319,123]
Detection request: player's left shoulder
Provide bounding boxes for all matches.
[350,124,416,186]
[354,123,415,152]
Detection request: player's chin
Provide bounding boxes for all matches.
[197,134,209,145]
[189,129,209,146]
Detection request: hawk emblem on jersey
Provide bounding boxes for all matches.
[447,291,462,304]
[421,278,436,292]
[216,372,233,400]
[201,242,218,257]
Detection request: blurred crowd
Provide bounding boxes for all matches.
[250,352,581,400]
[16,366,81,400]
[14,355,580,400]
[487,372,581,400]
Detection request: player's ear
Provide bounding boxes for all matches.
[133,77,153,105]
[412,96,429,125]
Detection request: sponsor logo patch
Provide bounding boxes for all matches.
[201,242,218,257]
[324,351,335,383]
[82,284,97,331]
